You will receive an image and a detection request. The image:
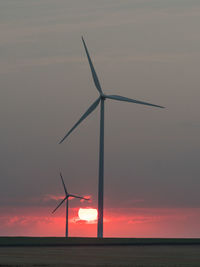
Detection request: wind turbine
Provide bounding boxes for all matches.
[52,172,89,237]
[59,37,164,238]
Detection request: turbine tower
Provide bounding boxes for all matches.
[52,172,89,237]
[59,37,164,238]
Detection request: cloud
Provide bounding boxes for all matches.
[71,217,97,225]
[43,194,65,202]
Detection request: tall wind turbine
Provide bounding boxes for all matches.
[52,172,89,237]
[59,37,164,238]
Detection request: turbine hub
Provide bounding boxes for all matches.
[101,94,106,100]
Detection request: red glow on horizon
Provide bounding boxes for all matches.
[1,207,200,238]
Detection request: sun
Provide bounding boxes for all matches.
[78,208,97,222]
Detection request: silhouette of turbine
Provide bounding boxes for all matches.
[52,172,89,237]
[59,37,164,238]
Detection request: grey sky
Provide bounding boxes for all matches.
[0,0,200,211]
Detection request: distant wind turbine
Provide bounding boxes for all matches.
[52,172,89,238]
[59,37,164,238]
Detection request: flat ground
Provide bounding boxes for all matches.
[0,245,200,267]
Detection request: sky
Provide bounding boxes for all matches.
[0,0,200,237]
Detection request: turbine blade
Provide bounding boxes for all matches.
[60,172,68,195]
[106,95,164,108]
[59,97,101,144]
[82,37,103,94]
[52,196,67,214]
[69,194,89,200]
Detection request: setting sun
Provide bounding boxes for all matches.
[78,208,97,222]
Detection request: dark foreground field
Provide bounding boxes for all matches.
[0,238,200,267]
